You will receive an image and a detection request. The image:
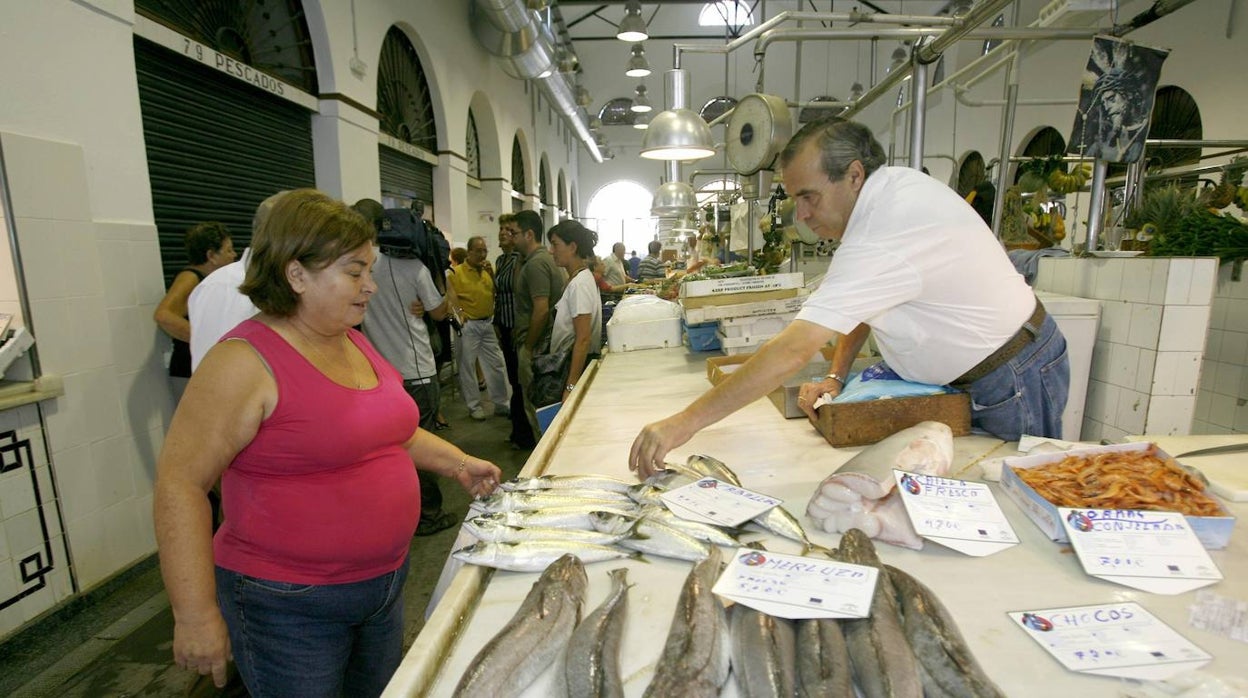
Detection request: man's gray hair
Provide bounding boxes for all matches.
[779,118,887,182]
[252,190,291,238]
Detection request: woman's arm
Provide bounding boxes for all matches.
[153,271,201,342]
[154,340,273,687]
[403,429,500,499]
[563,313,592,402]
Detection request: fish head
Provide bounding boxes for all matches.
[469,491,509,514]
[546,554,590,601]
[451,541,495,566]
[588,511,632,534]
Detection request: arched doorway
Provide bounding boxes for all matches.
[585,181,654,258]
[377,26,438,212]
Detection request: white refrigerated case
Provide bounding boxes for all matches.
[1035,290,1100,440]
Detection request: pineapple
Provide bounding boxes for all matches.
[1204,156,1248,210]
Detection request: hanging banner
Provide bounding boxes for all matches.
[1067,36,1170,164]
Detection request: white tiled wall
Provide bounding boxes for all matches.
[1194,263,1248,434]
[1035,256,1219,443]
[0,132,170,640]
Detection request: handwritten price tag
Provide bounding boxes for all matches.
[660,477,781,528]
[712,548,878,620]
[1058,508,1222,595]
[894,470,1018,556]
[1009,602,1210,681]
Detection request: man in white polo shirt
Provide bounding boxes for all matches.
[630,118,1069,477]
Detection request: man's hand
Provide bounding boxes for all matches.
[797,377,843,422]
[409,298,426,318]
[629,414,696,480]
[172,611,232,688]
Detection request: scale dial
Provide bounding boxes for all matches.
[726,93,793,175]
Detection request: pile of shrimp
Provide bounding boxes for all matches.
[1012,446,1225,517]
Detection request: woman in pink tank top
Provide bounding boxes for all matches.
[153,190,502,698]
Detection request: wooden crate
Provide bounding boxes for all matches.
[814,392,971,447]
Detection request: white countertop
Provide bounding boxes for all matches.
[386,348,1248,698]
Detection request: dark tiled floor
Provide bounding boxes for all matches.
[0,375,531,697]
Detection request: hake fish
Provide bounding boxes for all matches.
[452,540,640,573]
[643,548,731,697]
[503,474,635,494]
[796,618,852,698]
[884,564,1005,698]
[562,568,631,698]
[454,554,587,698]
[463,518,628,546]
[836,529,922,698]
[590,512,711,562]
[729,604,797,698]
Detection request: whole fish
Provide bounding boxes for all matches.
[686,454,744,486]
[749,503,822,552]
[453,540,640,573]
[638,506,743,548]
[643,548,731,697]
[644,468,697,490]
[884,564,1005,698]
[454,554,587,698]
[590,512,711,562]
[836,529,922,698]
[562,568,631,698]
[503,474,635,494]
[471,489,633,514]
[468,505,640,531]
[729,604,797,697]
[463,518,628,546]
[627,483,667,507]
[795,618,852,698]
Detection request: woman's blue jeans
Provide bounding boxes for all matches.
[966,313,1070,441]
[215,558,409,698]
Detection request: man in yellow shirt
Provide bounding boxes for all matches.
[447,235,511,420]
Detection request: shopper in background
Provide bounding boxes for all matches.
[602,241,631,286]
[627,249,641,279]
[154,221,237,397]
[630,118,1069,477]
[188,191,287,372]
[636,239,666,280]
[512,209,566,441]
[548,221,603,401]
[494,214,535,449]
[354,198,459,537]
[154,189,500,695]
[447,235,511,420]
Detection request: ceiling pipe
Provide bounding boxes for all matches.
[471,0,603,162]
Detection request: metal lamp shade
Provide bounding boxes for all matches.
[650,181,698,217]
[640,108,715,161]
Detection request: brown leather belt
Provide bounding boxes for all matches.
[953,298,1047,387]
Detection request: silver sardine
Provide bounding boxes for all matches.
[562,568,631,698]
[502,474,635,494]
[468,505,639,531]
[463,518,628,546]
[685,454,744,486]
[638,506,743,548]
[452,540,640,573]
[470,489,633,514]
[590,512,711,562]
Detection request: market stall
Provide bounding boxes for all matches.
[385,347,1247,697]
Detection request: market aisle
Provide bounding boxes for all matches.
[0,374,530,698]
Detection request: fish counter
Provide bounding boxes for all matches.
[384,347,1248,697]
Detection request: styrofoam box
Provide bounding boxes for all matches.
[607,317,682,353]
[679,272,804,298]
[719,312,797,339]
[681,293,807,325]
[999,442,1235,550]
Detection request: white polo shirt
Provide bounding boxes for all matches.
[796,166,1034,385]
[188,249,259,372]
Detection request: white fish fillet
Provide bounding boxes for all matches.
[806,421,954,550]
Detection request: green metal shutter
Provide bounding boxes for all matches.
[135,38,316,286]
[378,145,434,205]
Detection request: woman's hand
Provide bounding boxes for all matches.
[798,378,842,422]
[629,414,696,480]
[453,454,501,499]
[172,610,232,688]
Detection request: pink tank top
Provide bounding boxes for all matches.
[213,319,421,584]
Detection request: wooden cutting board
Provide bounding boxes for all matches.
[1129,434,1248,502]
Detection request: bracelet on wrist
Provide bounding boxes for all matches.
[825,372,845,387]
[455,455,468,475]
[565,383,576,393]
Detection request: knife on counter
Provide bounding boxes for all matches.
[1174,442,1248,458]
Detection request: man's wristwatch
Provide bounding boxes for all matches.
[565,384,576,393]
[825,372,845,387]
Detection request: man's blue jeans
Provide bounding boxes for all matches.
[966,313,1070,441]
[215,558,408,698]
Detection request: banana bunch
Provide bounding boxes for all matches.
[1048,163,1092,195]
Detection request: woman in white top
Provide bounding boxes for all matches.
[547,221,603,401]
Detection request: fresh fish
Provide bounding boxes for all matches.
[836,529,923,698]
[463,518,628,546]
[807,421,954,550]
[643,548,731,697]
[562,568,631,698]
[884,564,1005,698]
[454,554,588,698]
[502,474,635,494]
[644,468,698,490]
[471,489,632,514]
[795,618,852,698]
[638,506,743,548]
[729,604,797,697]
[452,541,640,573]
[627,483,667,507]
[590,512,711,562]
[685,454,744,486]
[468,504,640,531]
[749,503,820,551]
